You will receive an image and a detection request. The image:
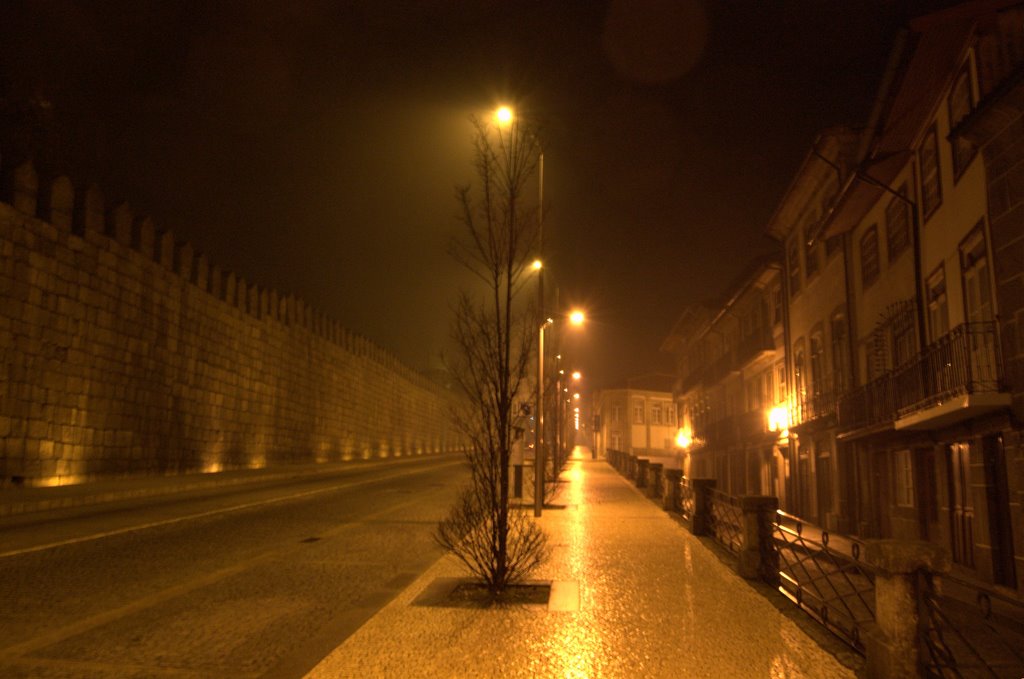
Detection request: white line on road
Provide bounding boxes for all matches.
[0,458,463,559]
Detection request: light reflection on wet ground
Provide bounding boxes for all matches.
[307,447,855,678]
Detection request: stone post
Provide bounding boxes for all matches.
[737,495,779,583]
[690,478,717,536]
[863,540,950,679]
[635,458,649,488]
[663,468,682,511]
[648,462,663,498]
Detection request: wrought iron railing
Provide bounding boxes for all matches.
[921,573,1024,678]
[794,379,839,427]
[838,322,1004,431]
[707,489,743,555]
[679,479,695,523]
[773,510,876,653]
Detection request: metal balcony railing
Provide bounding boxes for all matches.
[793,376,840,427]
[837,322,1004,432]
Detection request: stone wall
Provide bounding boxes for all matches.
[0,160,461,487]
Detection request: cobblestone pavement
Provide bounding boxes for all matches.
[308,447,857,679]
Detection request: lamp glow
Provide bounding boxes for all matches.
[569,310,585,326]
[495,105,513,125]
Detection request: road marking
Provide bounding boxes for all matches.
[0,459,462,559]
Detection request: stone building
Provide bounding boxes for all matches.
[594,375,677,462]
[662,259,786,498]
[665,1,1024,596]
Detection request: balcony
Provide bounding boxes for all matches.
[793,378,839,429]
[694,410,769,450]
[837,322,1010,434]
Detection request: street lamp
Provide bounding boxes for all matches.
[498,104,547,517]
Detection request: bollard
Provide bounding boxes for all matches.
[663,468,682,511]
[635,458,649,488]
[862,540,949,679]
[647,463,663,498]
[513,464,523,498]
[690,478,717,536]
[737,496,779,583]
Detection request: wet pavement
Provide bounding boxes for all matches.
[307,447,856,678]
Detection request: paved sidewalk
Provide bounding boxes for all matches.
[307,448,856,678]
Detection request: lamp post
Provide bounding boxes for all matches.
[498,104,547,517]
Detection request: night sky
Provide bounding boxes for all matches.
[1,1,935,389]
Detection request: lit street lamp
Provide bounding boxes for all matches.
[498,104,549,517]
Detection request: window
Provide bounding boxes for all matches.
[793,340,806,401]
[632,399,645,424]
[927,265,949,341]
[775,362,787,404]
[666,404,677,425]
[860,225,880,288]
[948,62,977,178]
[885,183,910,262]
[830,313,849,392]
[805,235,820,279]
[961,224,993,324]
[809,332,825,396]
[919,126,942,220]
[611,405,621,424]
[788,235,801,296]
[772,285,783,325]
[894,449,915,508]
[651,403,663,425]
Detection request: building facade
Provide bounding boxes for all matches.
[594,382,677,460]
[665,2,1024,596]
[662,259,787,498]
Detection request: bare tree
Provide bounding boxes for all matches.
[435,115,549,594]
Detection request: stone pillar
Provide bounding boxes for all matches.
[663,468,682,511]
[737,495,779,583]
[690,478,717,536]
[635,458,649,488]
[648,462,663,498]
[863,540,950,679]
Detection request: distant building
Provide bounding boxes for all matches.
[594,375,677,461]
[662,259,786,497]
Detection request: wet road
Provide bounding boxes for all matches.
[0,454,467,678]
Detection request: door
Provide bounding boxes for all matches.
[982,435,1017,588]
[947,442,975,568]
